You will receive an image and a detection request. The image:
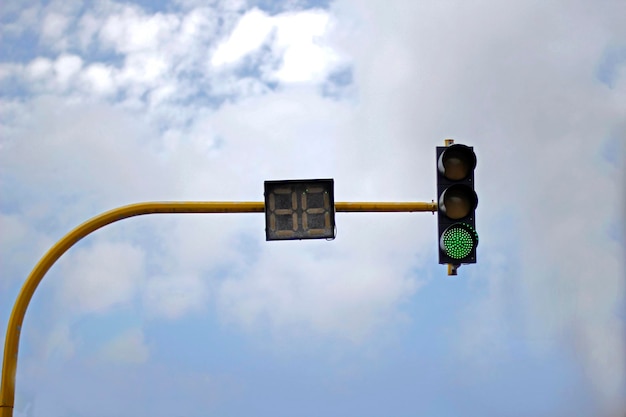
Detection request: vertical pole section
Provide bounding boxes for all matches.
[443,138,457,276]
[0,202,263,417]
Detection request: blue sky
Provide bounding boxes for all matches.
[0,0,625,416]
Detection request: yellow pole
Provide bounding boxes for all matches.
[0,202,257,417]
[0,200,435,417]
[336,202,436,212]
[443,138,457,276]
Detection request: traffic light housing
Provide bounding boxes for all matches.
[436,144,478,265]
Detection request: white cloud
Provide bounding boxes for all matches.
[22,54,84,93]
[0,97,173,208]
[98,5,180,54]
[211,7,345,84]
[53,54,83,87]
[0,63,20,83]
[211,8,274,67]
[4,2,348,110]
[216,212,428,341]
[98,327,150,364]
[1,5,40,37]
[59,241,145,314]
[26,57,53,80]
[80,62,117,96]
[179,7,218,46]
[42,323,76,360]
[118,52,170,88]
[0,213,54,289]
[270,9,341,83]
[1,0,624,413]
[299,0,626,412]
[143,274,209,319]
[76,12,102,50]
[41,12,69,44]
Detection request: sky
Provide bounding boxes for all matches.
[0,0,625,416]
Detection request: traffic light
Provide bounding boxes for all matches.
[436,144,478,266]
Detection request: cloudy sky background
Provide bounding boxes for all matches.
[1,0,625,416]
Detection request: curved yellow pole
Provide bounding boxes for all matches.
[0,200,435,417]
[0,202,263,417]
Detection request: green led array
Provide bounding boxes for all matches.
[442,225,476,259]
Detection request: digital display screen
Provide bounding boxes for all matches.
[264,179,335,240]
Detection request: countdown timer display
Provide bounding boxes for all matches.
[264,179,336,240]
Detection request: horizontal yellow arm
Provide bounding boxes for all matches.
[336,201,436,212]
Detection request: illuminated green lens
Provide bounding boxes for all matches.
[441,224,477,260]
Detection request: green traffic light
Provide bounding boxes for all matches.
[440,223,478,260]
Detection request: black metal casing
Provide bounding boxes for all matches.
[436,145,478,265]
